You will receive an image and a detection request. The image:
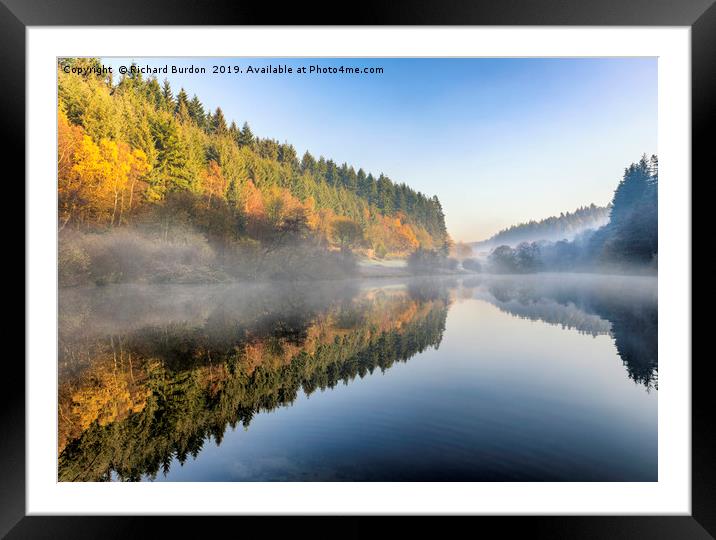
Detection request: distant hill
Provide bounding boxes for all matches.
[471,204,610,252]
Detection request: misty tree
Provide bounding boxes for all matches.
[480,204,610,247]
[602,155,658,265]
[331,218,364,251]
[462,258,482,273]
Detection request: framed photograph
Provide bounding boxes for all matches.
[7,0,710,537]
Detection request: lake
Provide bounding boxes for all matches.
[58,273,657,482]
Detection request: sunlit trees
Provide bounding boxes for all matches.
[125,147,150,216]
[58,108,86,229]
[59,106,151,228]
[57,57,451,270]
[211,107,228,135]
[174,88,189,117]
[99,139,131,226]
[161,79,174,111]
[202,160,227,206]
[70,135,111,224]
[149,112,190,198]
[237,122,254,148]
[188,94,205,125]
[365,213,423,255]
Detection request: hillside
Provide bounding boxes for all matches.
[470,204,609,252]
[57,58,449,284]
[477,155,658,274]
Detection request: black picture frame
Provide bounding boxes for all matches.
[4,1,710,537]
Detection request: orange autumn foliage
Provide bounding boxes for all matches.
[201,160,227,206]
[58,108,150,228]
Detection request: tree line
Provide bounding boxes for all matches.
[473,204,610,250]
[465,155,658,275]
[57,57,450,285]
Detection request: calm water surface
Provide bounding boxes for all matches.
[58,274,657,481]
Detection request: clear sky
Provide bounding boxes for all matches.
[103,57,657,242]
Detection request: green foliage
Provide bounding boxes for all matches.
[57,58,449,273]
[211,107,228,135]
[148,113,191,196]
[58,288,450,481]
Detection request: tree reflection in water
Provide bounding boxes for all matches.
[461,274,657,389]
[58,274,656,482]
[58,280,450,481]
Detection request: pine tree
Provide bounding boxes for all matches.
[176,99,190,124]
[188,94,205,126]
[238,122,254,147]
[174,88,189,118]
[56,62,450,254]
[212,107,228,135]
[301,151,316,174]
[204,111,213,133]
[610,155,651,226]
[145,78,163,109]
[149,114,190,197]
[161,79,174,110]
[278,143,297,166]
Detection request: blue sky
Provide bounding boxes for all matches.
[104,57,657,241]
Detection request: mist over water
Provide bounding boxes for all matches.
[58,274,657,482]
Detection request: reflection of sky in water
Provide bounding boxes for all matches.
[142,282,656,482]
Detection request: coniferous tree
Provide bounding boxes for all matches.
[237,122,254,148]
[149,114,190,197]
[176,98,190,123]
[229,121,238,140]
[175,88,189,118]
[188,94,205,125]
[204,111,213,133]
[145,78,163,109]
[57,58,450,261]
[161,79,174,110]
[212,107,228,135]
[602,154,657,264]
[301,151,316,174]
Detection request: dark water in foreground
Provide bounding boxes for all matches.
[58,274,657,482]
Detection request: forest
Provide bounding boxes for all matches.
[471,204,610,250]
[57,57,657,284]
[466,155,658,275]
[58,58,450,285]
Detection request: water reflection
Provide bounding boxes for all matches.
[59,280,450,481]
[58,274,656,482]
[461,274,658,389]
